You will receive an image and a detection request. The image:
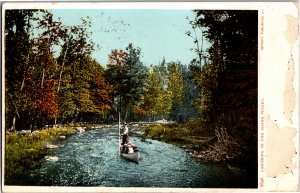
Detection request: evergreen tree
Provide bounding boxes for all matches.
[106,43,149,121]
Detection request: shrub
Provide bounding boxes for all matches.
[142,121,216,149]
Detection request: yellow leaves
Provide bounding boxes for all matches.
[167,62,185,106]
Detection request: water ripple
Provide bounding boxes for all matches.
[26,127,256,188]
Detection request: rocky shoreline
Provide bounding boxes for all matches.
[189,137,257,174]
[139,124,251,164]
[190,139,244,162]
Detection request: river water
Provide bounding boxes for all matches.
[24,127,257,188]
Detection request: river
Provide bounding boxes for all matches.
[23,126,257,188]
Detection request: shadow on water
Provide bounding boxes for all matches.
[22,127,257,188]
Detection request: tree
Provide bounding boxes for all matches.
[5,10,112,128]
[4,10,46,131]
[89,59,112,114]
[25,11,67,129]
[132,66,159,117]
[188,10,258,156]
[134,64,172,121]
[178,64,199,122]
[167,62,185,121]
[52,16,107,124]
[55,19,110,123]
[106,43,149,121]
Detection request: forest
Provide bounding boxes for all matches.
[4,10,257,166]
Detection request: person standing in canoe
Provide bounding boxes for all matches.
[121,123,129,153]
[121,122,129,141]
[120,123,137,153]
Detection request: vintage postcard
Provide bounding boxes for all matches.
[1,1,299,192]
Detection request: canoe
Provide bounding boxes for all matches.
[121,151,139,163]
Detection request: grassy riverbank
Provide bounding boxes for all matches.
[142,121,257,168]
[142,120,216,149]
[4,126,76,185]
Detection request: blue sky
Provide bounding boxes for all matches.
[51,9,207,66]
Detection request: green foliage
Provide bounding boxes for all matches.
[134,60,198,123]
[57,55,112,123]
[4,10,40,131]
[134,62,172,117]
[186,10,258,166]
[55,18,106,122]
[182,119,214,136]
[106,43,149,121]
[5,10,111,129]
[5,127,75,184]
[167,62,185,106]
[167,62,187,121]
[188,10,258,142]
[143,120,215,147]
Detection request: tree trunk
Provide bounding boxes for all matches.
[41,68,45,88]
[55,38,70,126]
[20,48,31,91]
[8,93,20,132]
[11,115,16,132]
[57,38,70,93]
[193,27,203,69]
[20,76,25,91]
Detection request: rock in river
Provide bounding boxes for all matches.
[45,144,59,149]
[45,156,59,161]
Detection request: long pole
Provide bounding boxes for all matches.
[118,112,121,156]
